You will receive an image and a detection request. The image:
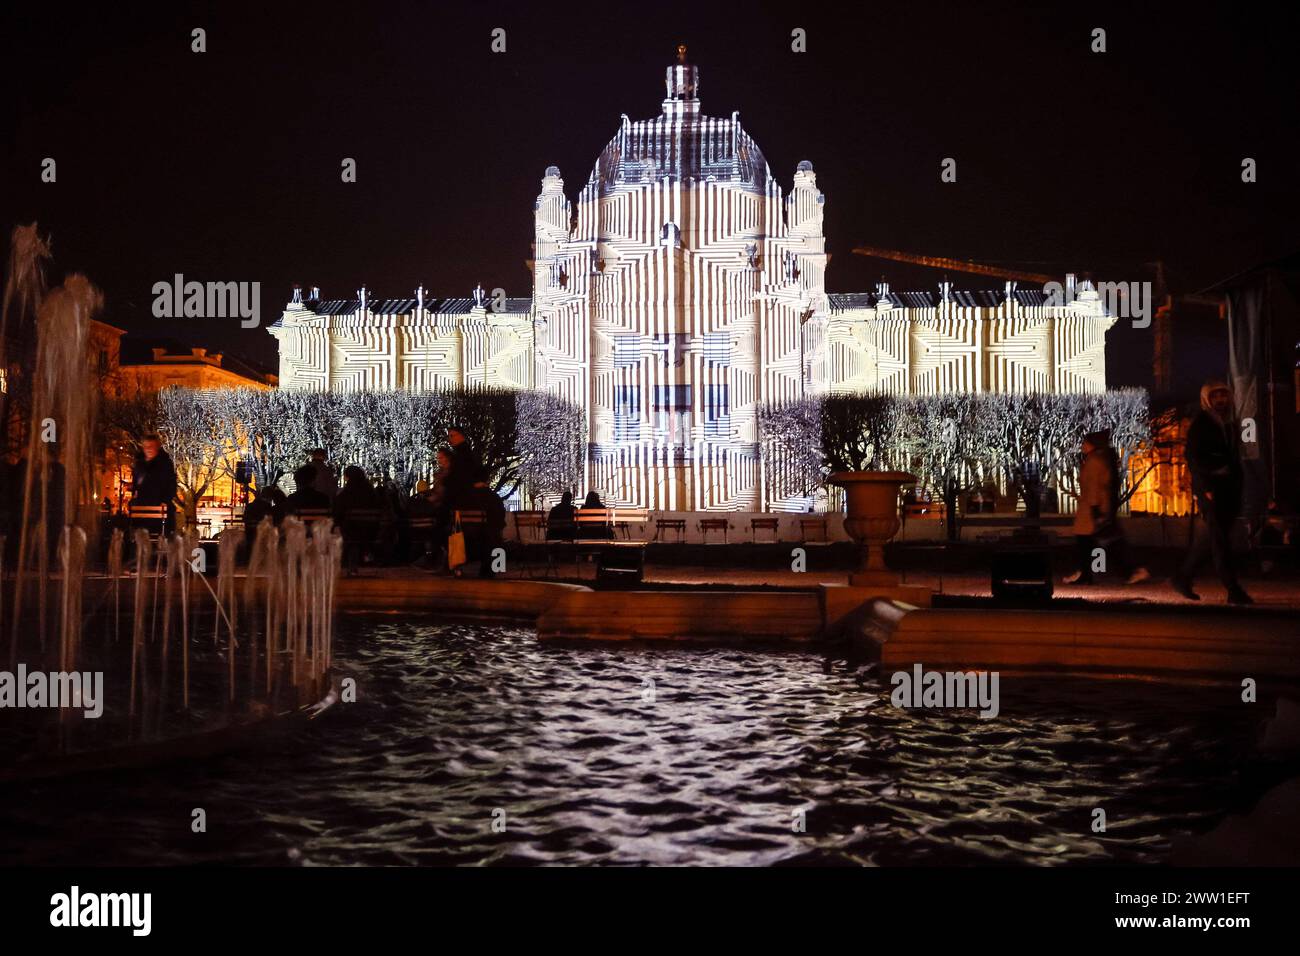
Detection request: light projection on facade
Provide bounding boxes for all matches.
[270,48,1115,511]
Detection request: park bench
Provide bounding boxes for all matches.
[698,517,732,543]
[750,517,780,543]
[654,517,687,542]
[127,504,169,547]
[903,500,945,519]
[448,509,494,576]
[799,517,829,543]
[540,507,648,583]
[574,508,615,539]
[216,515,245,547]
[610,507,649,540]
[512,510,546,542]
[293,507,333,533]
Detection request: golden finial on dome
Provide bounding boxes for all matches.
[676,44,688,64]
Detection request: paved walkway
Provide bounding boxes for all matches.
[638,564,1300,610]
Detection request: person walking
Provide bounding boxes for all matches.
[464,479,507,578]
[1064,430,1148,585]
[1173,380,1253,604]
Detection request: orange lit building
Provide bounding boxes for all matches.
[1127,415,1192,516]
[100,336,276,516]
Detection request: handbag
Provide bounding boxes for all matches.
[446,511,467,569]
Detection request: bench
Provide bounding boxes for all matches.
[799,517,829,543]
[512,510,546,542]
[903,501,945,519]
[610,507,649,540]
[699,517,732,543]
[543,508,649,583]
[293,508,334,533]
[750,517,780,543]
[574,507,615,539]
[127,504,169,544]
[654,518,687,542]
[583,540,648,584]
[452,509,506,575]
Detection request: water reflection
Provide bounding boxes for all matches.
[0,618,1267,865]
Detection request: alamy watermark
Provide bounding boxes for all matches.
[50,886,151,936]
[890,663,1000,719]
[0,666,104,718]
[152,274,260,328]
[1043,279,1152,328]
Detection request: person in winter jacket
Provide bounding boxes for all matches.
[130,433,178,532]
[1063,430,1148,585]
[1173,380,1252,604]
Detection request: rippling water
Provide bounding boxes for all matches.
[0,617,1273,865]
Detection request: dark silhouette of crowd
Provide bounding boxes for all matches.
[229,430,505,575]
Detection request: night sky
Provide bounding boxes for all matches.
[4,1,1297,392]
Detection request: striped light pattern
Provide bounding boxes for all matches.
[269,56,1115,513]
[270,296,535,395]
[825,286,1115,397]
[532,56,827,511]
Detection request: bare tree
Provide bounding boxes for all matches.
[156,388,235,529]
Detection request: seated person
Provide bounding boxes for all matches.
[333,465,382,522]
[578,490,613,540]
[333,466,384,572]
[284,465,330,515]
[546,491,576,541]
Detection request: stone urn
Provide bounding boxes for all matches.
[829,470,916,587]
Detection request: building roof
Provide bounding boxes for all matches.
[119,336,276,385]
[591,114,771,192]
[828,288,1055,312]
[272,296,534,325]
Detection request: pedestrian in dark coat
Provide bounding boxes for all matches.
[131,433,178,532]
[445,428,484,509]
[464,480,507,578]
[1173,380,1252,604]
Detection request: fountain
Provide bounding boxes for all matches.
[0,224,340,781]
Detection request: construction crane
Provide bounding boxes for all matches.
[851,245,1058,285]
